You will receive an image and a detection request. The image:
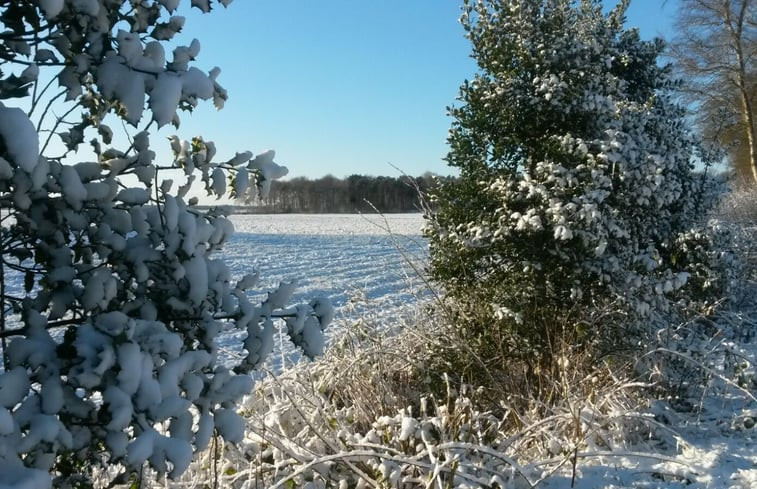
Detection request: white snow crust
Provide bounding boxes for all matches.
[38,0,64,19]
[0,104,39,173]
[229,212,424,236]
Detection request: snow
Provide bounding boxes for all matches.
[0,367,30,408]
[399,415,418,441]
[311,296,335,326]
[40,379,63,415]
[214,408,245,443]
[0,104,38,173]
[116,188,150,205]
[229,212,424,236]
[233,169,249,198]
[181,67,215,100]
[0,211,753,487]
[299,317,325,357]
[0,407,13,435]
[103,387,133,431]
[127,428,156,466]
[247,150,289,198]
[60,166,87,210]
[210,167,226,195]
[210,214,757,489]
[116,30,142,65]
[150,74,183,126]
[534,420,757,488]
[0,462,51,489]
[163,195,179,231]
[96,56,145,125]
[81,269,117,311]
[200,213,429,375]
[225,215,425,311]
[143,42,166,71]
[184,255,209,305]
[38,0,64,19]
[195,411,214,451]
[107,431,129,458]
[0,158,13,179]
[160,436,192,479]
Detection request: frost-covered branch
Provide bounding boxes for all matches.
[0,1,333,487]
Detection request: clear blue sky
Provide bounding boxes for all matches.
[167,0,681,180]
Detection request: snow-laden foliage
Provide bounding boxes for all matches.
[425,0,731,370]
[0,1,331,486]
[157,295,757,489]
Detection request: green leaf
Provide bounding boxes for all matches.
[24,271,34,293]
[0,74,32,100]
[10,248,32,262]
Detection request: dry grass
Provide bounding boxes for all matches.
[113,190,757,488]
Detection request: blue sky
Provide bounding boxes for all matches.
[170,0,681,180]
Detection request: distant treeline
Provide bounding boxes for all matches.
[247,174,446,213]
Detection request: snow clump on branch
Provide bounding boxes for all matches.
[0,1,332,486]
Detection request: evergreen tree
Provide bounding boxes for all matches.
[0,1,332,486]
[426,0,724,375]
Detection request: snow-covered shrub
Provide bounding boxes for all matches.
[642,187,757,404]
[425,0,728,380]
[164,307,714,489]
[718,186,757,231]
[0,1,331,486]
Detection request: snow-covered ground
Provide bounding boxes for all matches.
[220,214,757,489]
[226,212,427,315]
[8,212,754,488]
[220,213,428,369]
[230,212,425,236]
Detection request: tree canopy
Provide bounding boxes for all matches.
[0,1,331,486]
[669,0,757,183]
[425,0,728,383]
[245,174,439,214]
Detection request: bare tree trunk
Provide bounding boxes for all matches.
[742,92,757,182]
[726,0,757,182]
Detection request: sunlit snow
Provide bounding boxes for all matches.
[219,213,427,370]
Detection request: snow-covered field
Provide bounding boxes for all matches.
[221,213,428,368]
[226,213,427,313]
[230,212,425,236]
[1,213,427,370]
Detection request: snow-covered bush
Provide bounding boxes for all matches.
[426,0,728,379]
[165,301,757,489]
[0,1,331,486]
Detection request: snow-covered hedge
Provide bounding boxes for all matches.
[426,0,732,373]
[0,1,331,486]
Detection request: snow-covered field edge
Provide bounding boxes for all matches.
[163,299,757,488]
[126,298,755,489]
[115,213,757,489]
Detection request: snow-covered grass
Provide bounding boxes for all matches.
[159,302,757,489]
[115,212,757,489]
